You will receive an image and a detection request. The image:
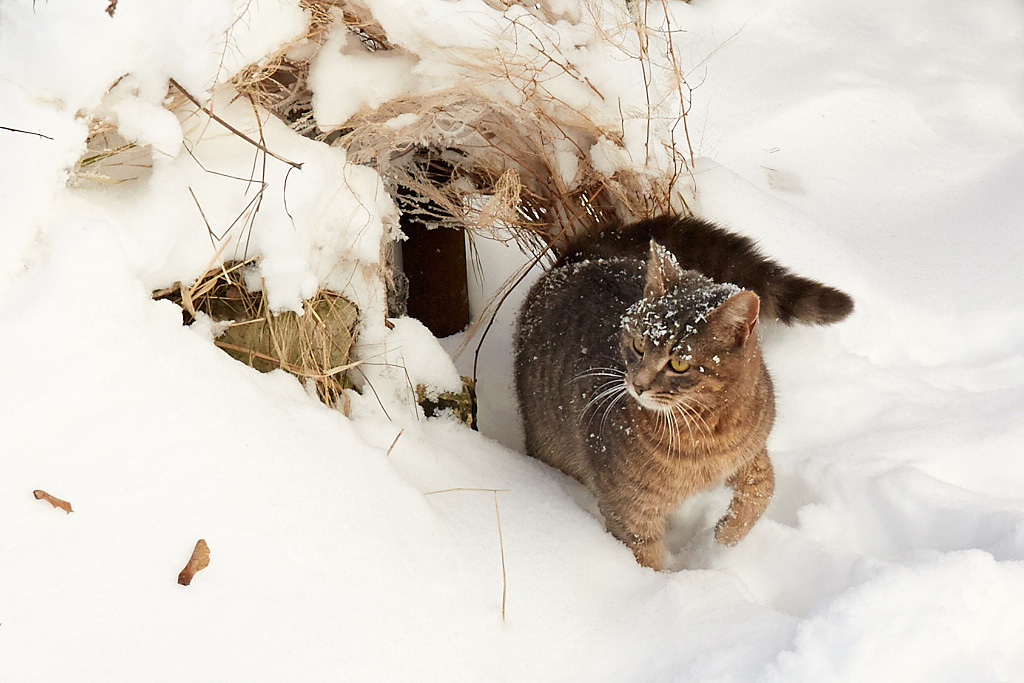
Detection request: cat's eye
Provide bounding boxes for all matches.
[632,338,645,355]
[670,357,690,373]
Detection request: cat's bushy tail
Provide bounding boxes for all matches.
[558,215,854,325]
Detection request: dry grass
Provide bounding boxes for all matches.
[222,0,702,366]
[230,0,391,136]
[94,0,702,400]
[229,0,699,252]
[423,487,510,620]
[69,119,154,186]
[155,259,359,413]
[71,1,700,233]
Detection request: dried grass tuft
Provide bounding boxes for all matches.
[69,119,154,186]
[229,0,391,138]
[227,0,699,254]
[156,259,359,413]
[140,1,704,390]
[338,89,626,252]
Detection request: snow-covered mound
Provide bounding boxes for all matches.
[2,0,1023,679]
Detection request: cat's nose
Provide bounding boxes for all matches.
[630,369,655,394]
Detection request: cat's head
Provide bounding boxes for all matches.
[619,241,761,413]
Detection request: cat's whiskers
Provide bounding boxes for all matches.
[668,400,694,445]
[635,393,685,453]
[665,412,674,452]
[573,367,625,383]
[583,383,631,446]
[598,387,629,440]
[676,397,713,437]
[653,411,664,446]
[685,394,713,414]
[579,366,628,429]
[582,379,627,420]
[665,409,681,454]
[653,409,670,450]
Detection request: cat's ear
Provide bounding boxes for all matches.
[645,241,684,299]
[710,290,760,346]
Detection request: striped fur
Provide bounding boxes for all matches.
[559,216,853,325]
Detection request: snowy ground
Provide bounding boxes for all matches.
[2,0,1024,680]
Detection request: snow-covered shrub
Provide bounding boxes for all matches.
[58,0,704,413]
[233,0,701,245]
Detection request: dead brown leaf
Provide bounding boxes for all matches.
[177,539,211,586]
[33,489,73,513]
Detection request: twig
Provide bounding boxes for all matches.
[181,140,268,257]
[189,186,226,243]
[494,490,507,621]
[385,429,404,456]
[352,366,392,421]
[1,125,52,140]
[282,165,298,225]
[180,235,234,317]
[659,0,696,168]
[182,141,269,183]
[423,487,510,495]
[242,95,270,257]
[213,340,364,378]
[422,487,510,621]
[170,78,303,170]
[470,203,581,382]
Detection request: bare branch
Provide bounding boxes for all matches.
[170,78,303,170]
[1,125,52,140]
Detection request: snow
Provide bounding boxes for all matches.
[2,0,1024,680]
[309,31,418,128]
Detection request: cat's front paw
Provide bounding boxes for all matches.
[713,513,752,547]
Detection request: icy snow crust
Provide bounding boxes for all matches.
[3,0,1024,680]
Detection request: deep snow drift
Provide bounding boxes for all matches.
[2,0,1024,680]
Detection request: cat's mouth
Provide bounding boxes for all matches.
[625,384,674,413]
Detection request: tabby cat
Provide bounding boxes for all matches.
[514,216,853,570]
